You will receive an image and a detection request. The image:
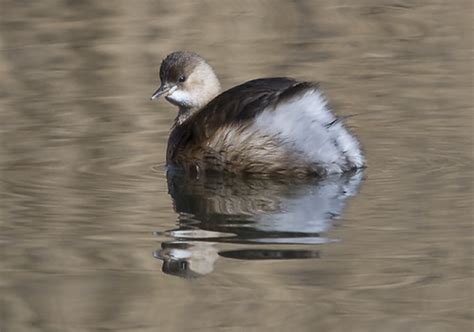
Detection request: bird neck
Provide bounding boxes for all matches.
[175,106,198,126]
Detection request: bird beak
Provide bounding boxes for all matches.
[151,84,170,100]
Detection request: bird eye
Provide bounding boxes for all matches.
[178,75,186,83]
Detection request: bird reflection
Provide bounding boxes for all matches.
[155,170,364,278]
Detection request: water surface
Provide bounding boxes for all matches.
[0,1,472,331]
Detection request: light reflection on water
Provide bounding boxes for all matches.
[0,0,472,331]
[155,170,364,277]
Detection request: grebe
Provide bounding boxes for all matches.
[151,51,365,177]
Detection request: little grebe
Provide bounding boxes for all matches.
[151,51,365,176]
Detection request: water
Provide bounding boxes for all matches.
[0,1,472,331]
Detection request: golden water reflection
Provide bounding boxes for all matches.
[0,0,472,331]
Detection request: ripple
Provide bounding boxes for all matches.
[154,170,365,277]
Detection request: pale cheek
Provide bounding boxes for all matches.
[166,90,194,107]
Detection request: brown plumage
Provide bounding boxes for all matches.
[151,51,365,177]
[167,78,326,176]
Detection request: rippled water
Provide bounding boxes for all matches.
[0,1,472,331]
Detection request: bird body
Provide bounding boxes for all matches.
[152,51,365,177]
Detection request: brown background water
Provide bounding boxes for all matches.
[0,1,472,331]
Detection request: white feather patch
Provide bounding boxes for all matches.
[166,89,194,107]
[253,89,364,173]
